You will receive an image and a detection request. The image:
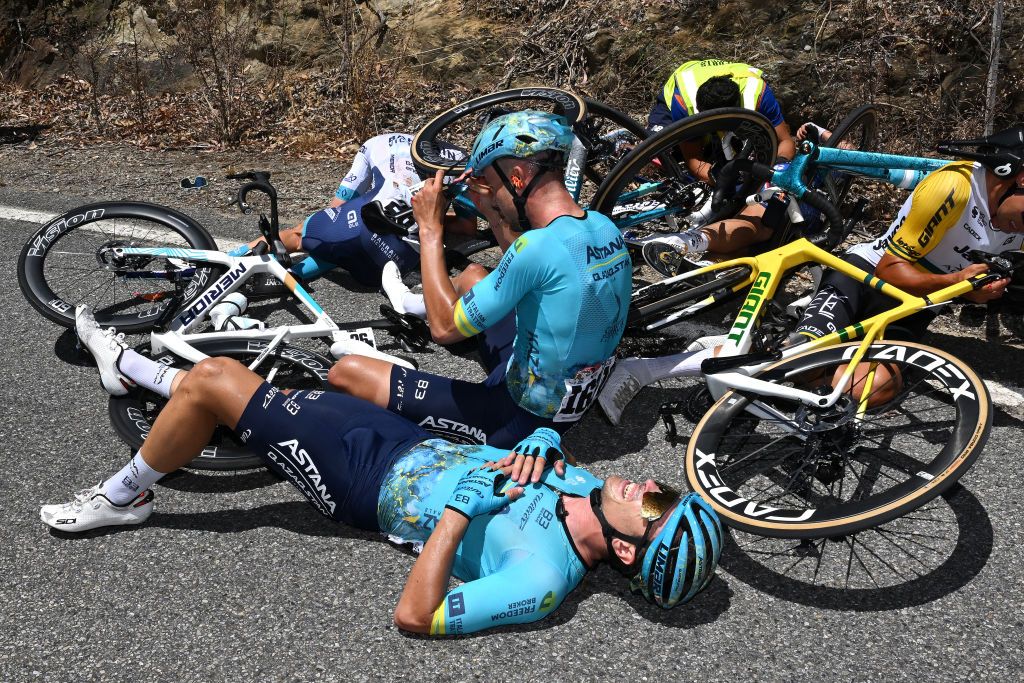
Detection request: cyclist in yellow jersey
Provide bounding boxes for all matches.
[643,60,798,275]
[599,124,1024,425]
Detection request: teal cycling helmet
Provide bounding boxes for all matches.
[589,487,723,609]
[466,110,576,229]
[631,493,723,608]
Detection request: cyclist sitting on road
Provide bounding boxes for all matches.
[598,124,1024,425]
[642,59,797,276]
[327,111,632,449]
[42,313,723,635]
[230,132,476,288]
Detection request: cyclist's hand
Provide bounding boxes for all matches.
[411,170,448,244]
[959,263,1010,303]
[493,428,566,484]
[445,469,523,519]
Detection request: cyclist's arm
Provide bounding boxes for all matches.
[397,539,569,636]
[873,165,997,298]
[394,507,469,634]
[681,139,714,184]
[335,145,371,201]
[774,120,795,162]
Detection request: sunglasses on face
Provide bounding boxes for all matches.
[590,481,681,547]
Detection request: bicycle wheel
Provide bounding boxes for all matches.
[412,87,587,177]
[577,97,647,195]
[819,104,879,209]
[686,340,990,539]
[18,202,219,332]
[591,108,778,239]
[108,339,334,471]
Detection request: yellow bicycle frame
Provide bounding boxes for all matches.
[687,237,990,412]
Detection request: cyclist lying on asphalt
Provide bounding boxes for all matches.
[40,309,722,636]
[599,124,1024,424]
[328,111,632,449]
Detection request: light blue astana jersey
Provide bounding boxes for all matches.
[453,212,631,421]
[377,438,602,636]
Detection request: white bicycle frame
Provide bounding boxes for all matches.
[113,246,406,370]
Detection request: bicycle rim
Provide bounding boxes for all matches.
[592,108,778,237]
[820,104,879,209]
[686,341,990,538]
[108,339,333,471]
[17,202,218,332]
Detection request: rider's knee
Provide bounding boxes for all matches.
[186,356,245,391]
[327,355,363,391]
[457,263,489,293]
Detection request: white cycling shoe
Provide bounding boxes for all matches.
[40,484,154,532]
[75,306,136,396]
[598,361,646,426]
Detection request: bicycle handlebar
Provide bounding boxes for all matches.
[227,171,288,266]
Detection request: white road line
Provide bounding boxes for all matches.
[0,202,244,250]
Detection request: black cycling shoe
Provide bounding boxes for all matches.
[642,241,684,278]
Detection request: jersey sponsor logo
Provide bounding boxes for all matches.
[324,207,338,222]
[539,591,556,612]
[564,157,582,194]
[585,236,626,263]
[491,597,538,622]
[388,134,411,146]
[536,508,554,529]
[726,271,772,343]
[346,209,359,230]
[418,416,486,444]
[27,208,106,257]
[492,251,515,291]
[267,438,337,516]
[178,262,249,326]
[919,188,957,247]
[447,592,466,617]
[591,257,629,282]
[518,492,544,530]
[512,235,529,252]
[961,221,981,240]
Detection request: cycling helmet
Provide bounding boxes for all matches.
[466,110,576,230]
[630,493,723,608]
[937,124,1024,179]
[589,486,723,609]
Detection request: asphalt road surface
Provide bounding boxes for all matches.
[1,179,1022,682]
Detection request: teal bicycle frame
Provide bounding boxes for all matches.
[607,142,956,230]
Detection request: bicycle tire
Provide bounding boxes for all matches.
[591,108,778,232]
[686,340,990,539]
[577,97,648,190]
[108,338,333,471]
[17,201,220,332]
[820,104,879,209]
[411,87,587,176]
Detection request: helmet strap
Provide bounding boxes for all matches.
[491,160,561,231]
[996,181,1024,210]
[588,488,646,576]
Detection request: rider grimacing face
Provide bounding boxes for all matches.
[598,476,674,541]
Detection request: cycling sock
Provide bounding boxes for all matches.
[101,451,167,505]
[629,347,719,385]
[118,349,181,399]
[662,230,710,254]
[400,293,426,318]
[382,261,427,318]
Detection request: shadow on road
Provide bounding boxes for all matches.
[718,483,993,611]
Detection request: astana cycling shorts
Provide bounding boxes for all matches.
[235,382,429,530]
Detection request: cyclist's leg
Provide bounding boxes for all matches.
[699,203,772,255]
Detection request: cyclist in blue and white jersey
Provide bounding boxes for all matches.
[328,111,632,452]
[41,322,723,635]
[231,132,475,286]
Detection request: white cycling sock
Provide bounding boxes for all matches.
[626,347,720,386]
[382,261,427,318]
[400,293,426,318]
[118,349,181,399]
[662,230,711,254]
[101,451,167,505]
